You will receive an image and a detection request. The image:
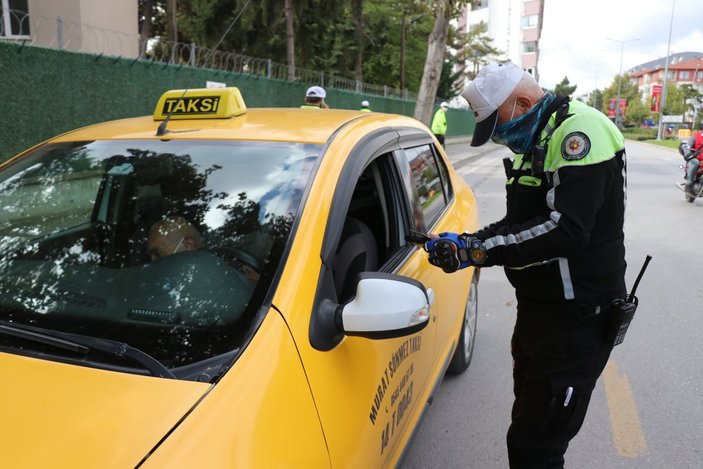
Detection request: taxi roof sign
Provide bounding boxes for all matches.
[153,87,247,121]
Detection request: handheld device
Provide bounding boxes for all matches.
[607,255,652,346]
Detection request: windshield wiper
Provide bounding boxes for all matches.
[0,320,176,379]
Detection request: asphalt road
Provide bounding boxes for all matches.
[403,139,703,468]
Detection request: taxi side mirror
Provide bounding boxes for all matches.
[340,272,433,340]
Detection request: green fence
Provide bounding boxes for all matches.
[0,41,474,162]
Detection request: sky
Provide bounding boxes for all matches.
[538,0,703,96]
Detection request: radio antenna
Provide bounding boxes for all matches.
[156,0,253,136]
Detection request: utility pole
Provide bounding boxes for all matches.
[657,0,677,141]
[607,37,640,129]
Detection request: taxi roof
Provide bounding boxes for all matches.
[51,108,425,145]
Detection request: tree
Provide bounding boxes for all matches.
[661,81,687,117]
[460,20,502,79]
[138,0,167,57]
[284,0,295,80]
[436,52,464,100]
[553,77,576,97]
[588,89,604,111]
[414,0,460,125]
[681,84,703,127]
[624,95,649,128]
[143,0,451,100]
[602,74,641,126]
[351,0,364,82]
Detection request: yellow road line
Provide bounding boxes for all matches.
[603,359,648,457]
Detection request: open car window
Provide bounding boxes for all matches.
[0,139,321,379]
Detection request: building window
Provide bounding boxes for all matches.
[521,15,538,28]
[698,71,703,81]
[525,67,535,76]
[474,0,489,8]
[1,0,30,37]
[679,71,690,80]
[522,41,537,53]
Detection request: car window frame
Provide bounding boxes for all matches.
[310,127,439,351]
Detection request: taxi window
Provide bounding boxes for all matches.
[401,145,450,228]
[0,139,321,378]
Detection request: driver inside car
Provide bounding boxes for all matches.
[146,216,203,261]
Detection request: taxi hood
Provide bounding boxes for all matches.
[0,352,210,468]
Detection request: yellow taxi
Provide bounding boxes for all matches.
[0,88,480,468]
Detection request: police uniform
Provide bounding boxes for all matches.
[473,97,627,467]
[431,105,448,146]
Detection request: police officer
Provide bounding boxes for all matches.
[426,62,628,468]
[301,86,329,109]
[360,100,371,112]
[431,101,449,146]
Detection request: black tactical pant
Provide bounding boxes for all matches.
[507,298,614,469]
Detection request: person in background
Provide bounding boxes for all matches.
[360,100,371,112]
[426,62,628,469]
[431,101,449,147]
[301,86,329,109]
[147,216,203,261]
[685,123,703,195]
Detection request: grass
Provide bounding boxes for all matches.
[620,128,682,149]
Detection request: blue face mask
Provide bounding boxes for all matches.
[491,93,555,154]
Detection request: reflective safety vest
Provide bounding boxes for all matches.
[475,98,627,305]
[431,108,447,135]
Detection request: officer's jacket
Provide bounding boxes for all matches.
[431,109,447,135]
[475,99,627,305]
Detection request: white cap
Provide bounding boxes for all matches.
[440,102,449,109]
[306,86,326,98]
[461,62,527,146]
[361,100,370,107]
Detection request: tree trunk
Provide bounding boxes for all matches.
[166,0,178,63]
[352,0,363,82]
[139,0,154,58]
[414,0,452,125]
[284,0,296,81]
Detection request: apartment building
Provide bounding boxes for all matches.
[1,0,138,58]
[459,0,544,80]
[630,52,703,95]
[629,52,703,123]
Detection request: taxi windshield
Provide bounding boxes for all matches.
[0,139,320,379]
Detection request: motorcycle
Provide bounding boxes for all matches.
[676,137,703,203]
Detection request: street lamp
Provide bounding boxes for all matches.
[607,37,640,129]
[586,61,603,110]
[657,0,677,141]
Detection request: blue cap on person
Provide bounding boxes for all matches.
[461,62,528,147]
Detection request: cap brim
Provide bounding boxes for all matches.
[470,109,498,147]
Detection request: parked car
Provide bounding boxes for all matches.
[0,87,480,467]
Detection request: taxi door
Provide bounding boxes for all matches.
[283,129,441,467]
[397,141,478,363]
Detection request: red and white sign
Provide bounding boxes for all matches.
[608,99,627,118]
[651,84,663,112]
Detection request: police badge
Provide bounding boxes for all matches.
[561,132,591,160]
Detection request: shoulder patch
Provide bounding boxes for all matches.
[561,132,591,160]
